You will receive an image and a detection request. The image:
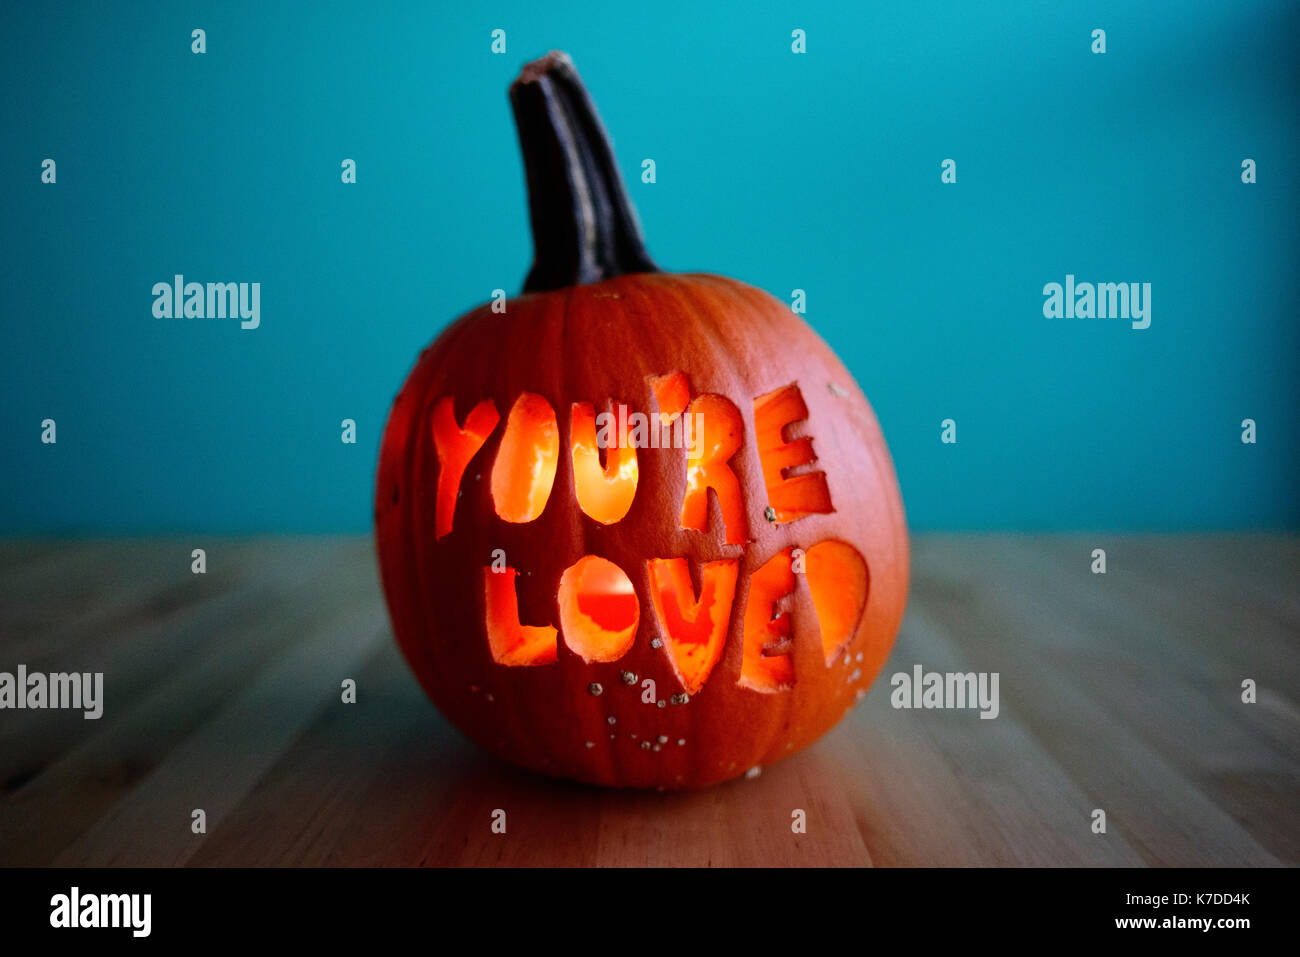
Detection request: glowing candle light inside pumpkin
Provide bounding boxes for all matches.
[558,555,640,663]
[491,392,559,523]
[570,401,639,524]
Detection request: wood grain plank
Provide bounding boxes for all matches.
[0,540,247,654]
[989,536,1300,863]
[0,540,356,787]
[1,534,1294,867]
[859,604,1147,866]
[911,536,1289,866]
[195,640,877,867]
[51,602,388,866]
[0,541,376,863]
[190,639,485,867]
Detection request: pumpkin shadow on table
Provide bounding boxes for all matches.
[321,591,882,866]
[409,740,852,867]
[376,665,878,866]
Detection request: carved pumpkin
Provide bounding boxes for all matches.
[375,52,908,789]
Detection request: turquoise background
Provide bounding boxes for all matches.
[2,0,1297,533]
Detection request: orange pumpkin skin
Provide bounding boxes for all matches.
[375,271,908,789]
[374,52,907,788]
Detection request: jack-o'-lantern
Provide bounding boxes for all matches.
[375,52,908,789]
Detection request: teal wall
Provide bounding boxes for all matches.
[2,0,1296,533]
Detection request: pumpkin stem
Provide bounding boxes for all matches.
[510,51,659,293]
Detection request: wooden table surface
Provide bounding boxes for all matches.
[1,534,1295,867]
